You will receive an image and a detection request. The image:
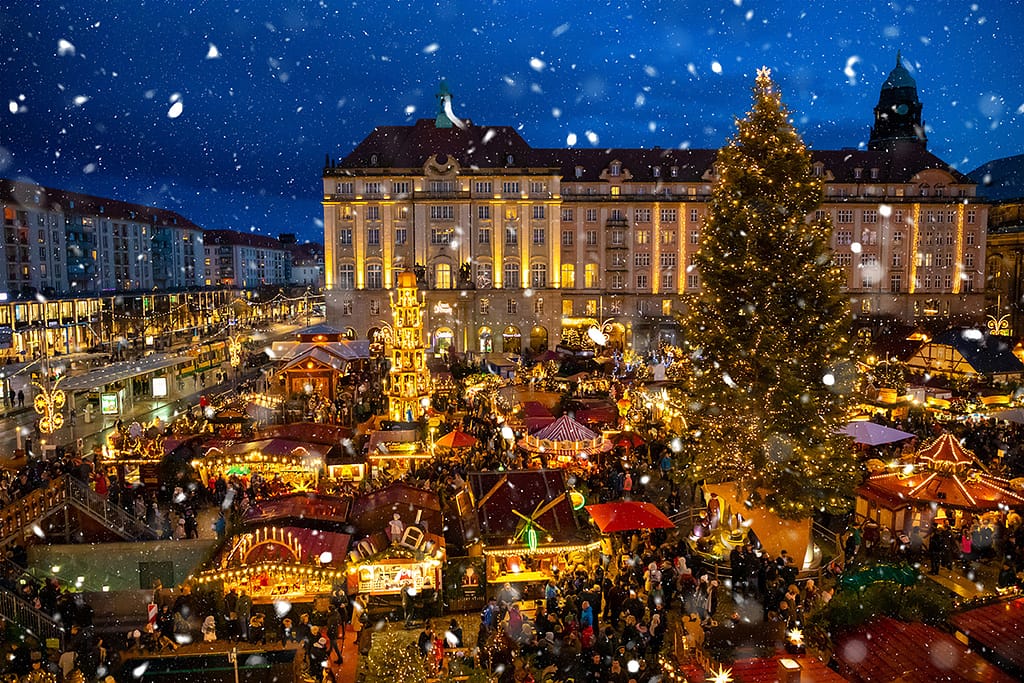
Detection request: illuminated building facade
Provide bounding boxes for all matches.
[322,65,988,354]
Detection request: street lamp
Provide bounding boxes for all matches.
[33,295,66,436]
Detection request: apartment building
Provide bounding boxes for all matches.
[202,230,290,288]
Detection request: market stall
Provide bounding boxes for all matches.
[196,524,350,604]
[192,438,328,493]
[465,469,600,601]
[365,428,432,479]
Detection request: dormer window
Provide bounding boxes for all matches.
[610,162,621,177]
[575,166,584,179]
[812,164,823,177]
[853,168,862,180]
[506,154,515,165]
[653,166,661,178]
[369,154,379,165]
[670,166,678,178]
[870,167,879,180]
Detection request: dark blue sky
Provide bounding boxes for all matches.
[2,1,1021,243]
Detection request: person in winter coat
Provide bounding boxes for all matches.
[201,616,217,642]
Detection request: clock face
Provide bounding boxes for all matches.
[895,104,909,115]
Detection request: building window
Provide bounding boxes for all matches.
[561,230,574,246]
[435,263,452,289]
[505,227,518,245]
[342,300,353,316]
[395,228,407,245]
[585,299,598,316]
[610,162,621,177]
[504,262,520,288]
[474,181,492,194]
[660,254,676,269]
[966,231,975,246]
[507,299,518,314]
[478,205,491,220]
[635,208,651,223]
[660,208,677,223]
[889,273,902,293]
[586,230,598,246]
[366,206,380,221]
[863,210,878,224]
[635,230,649,245]
[584,263,597,288]
[532,227,545,245]
[610,273,624,289]
[836,231,852,246]
[635,253,650,267]
[366,264,382,289]
[687,274,700,289]
[965,252,975,269]
[636,273,648,289]
[431,228,451,244]
[338,264,354,289]
[365,181,382,194]
[367,227,380,245]
[336,182,353,194]
[561,264,576,288]
[531,263,547,288]
[967,209,976,224]
[339,228,352,245]
[611,230,625,246]
[532,205,545,220]
[502,181,520,194]
[561,208,574,221]
[480,298,490,315]
[661,231,675,245]
[534,298,544,315]
[430,205,454,220]
[479,226,491,244]
[369,299,380,315]
[530,182,545,194]
[837,209,853,223]
[892,252,902,268]
[893,231,903,243]
[392,181,410,195]
[562,299,574,315]
[833,253,852,267]
[585,209,598,222]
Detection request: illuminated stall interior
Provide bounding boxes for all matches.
[464,470,599,598]
[100,419,169,487]
[193,438,327,493]
[365,428,431,479]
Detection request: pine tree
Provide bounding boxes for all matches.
[679,67,860,518]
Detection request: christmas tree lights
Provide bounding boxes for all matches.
[678,68,860,518]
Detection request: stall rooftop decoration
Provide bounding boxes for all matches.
[465,470,599,584]
[857,432,1024,526]
[193,437,328,492]
[387,270,431,422]
[518,413,612,467]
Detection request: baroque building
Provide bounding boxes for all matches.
[322,62,988,355]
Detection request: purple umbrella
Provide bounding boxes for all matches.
[839,421,915,446]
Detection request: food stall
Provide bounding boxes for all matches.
[192,438,328,493]
[365,428,432,480]
[465,470,600,601]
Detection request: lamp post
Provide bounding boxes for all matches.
[33,295,66,446]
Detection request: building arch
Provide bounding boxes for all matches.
[434,327,455,356]
[502,326,522,354]
[528,325,548,353]
[478,326,493,353]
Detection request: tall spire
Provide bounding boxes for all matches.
[435,80,454,129]
[868,52,926,151]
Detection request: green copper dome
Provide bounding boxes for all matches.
[882,52,917,90]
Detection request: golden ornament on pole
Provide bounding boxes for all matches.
[33,375,66,434]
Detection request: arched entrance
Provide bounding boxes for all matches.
[502,326,522,354]
[434,327,455,357]
[528,326,548,353]
[478,326,493,353]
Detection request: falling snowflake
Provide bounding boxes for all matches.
[57,39,75,57]
[206,43,221,59]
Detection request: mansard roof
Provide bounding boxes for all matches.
[331,121,973,186]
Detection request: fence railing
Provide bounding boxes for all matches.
[0,584,64,648]
[64,476,157,540]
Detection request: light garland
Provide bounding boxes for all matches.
[33,374,66,433]
[482,540,601,557]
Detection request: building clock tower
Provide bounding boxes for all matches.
[869,52,927,151]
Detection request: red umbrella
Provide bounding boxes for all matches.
[435,429,479,449]
[615,432,646,449]
[585,502,675,533]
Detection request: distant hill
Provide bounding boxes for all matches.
[969,154,1024,201]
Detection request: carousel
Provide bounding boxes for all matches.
[857,432,1024,533]
[517,414,612,470]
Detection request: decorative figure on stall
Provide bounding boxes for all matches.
[388,513,405,542]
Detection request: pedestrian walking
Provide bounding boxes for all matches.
[17,389,24,407]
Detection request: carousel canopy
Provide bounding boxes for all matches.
[858,433,1024,511]
[205,438,329,461]
[231,525,351,565]
[519,414,613,456]
[260,423,353,446]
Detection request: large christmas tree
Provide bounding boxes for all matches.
[680,67,860,518]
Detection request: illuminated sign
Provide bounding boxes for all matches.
[152,377,168,398]
[100,392,120,415]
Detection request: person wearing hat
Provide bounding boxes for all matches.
[21,651,55,683]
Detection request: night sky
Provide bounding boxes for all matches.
[2,1,1022,244]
